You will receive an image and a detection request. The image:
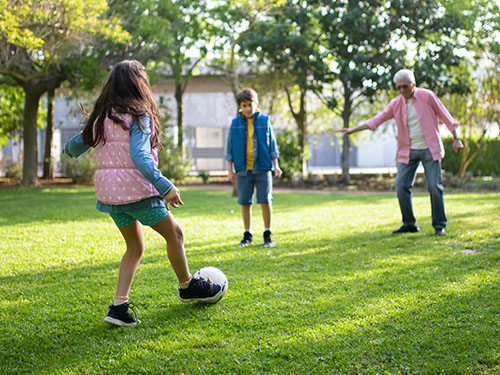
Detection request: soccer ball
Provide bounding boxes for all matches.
[193,266,228,303]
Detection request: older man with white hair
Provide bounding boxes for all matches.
[339,69,464,235]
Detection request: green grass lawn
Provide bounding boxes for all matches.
[0,186,499,374]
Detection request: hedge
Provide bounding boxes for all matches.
[442,137,500,176]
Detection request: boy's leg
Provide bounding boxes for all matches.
[260,203,272,229]
[255,171,273,224]
[237,171,255,231]
[237,171,255,246]
[242,204,252,231]
[256,171,274,246]
[239,205,253,246]
[151,213,191,285]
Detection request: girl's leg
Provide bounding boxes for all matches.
[115,221,145,304]
[151,213,191,285]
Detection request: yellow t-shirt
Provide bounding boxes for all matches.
[246,117,254,170]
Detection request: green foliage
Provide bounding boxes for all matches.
[0,84,48,146]
[4,161,22,178]
[275,127,303,181]
[60,151,95,183]
[198,169,210,184]
[158,136,192,183]
[0,187,499,374]
[442,137,500,176]
[0,0,129,187]
[0,85,24,145]
[0,0,129,77]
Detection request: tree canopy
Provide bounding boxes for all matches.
[0,0,129,186]
[1,0,498,183]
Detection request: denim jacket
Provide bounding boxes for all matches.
[225,112,280,173]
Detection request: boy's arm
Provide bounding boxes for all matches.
[272,158,282,178]
[227,161,235,183]
[225,125,235,182]
[64,132,91,158]
[267,120,281,178]
[268,121,280,160]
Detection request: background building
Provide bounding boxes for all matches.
[2,74,400,176]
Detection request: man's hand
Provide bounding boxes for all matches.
[453,138,464,153]
[336,127,356,136]
[164,185,184,209]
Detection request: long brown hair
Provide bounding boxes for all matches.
[82,60,163,149]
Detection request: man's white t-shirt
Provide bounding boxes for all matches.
[407,99,428,149]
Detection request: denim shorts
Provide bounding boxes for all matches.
[109,207,169,228]
[237,170,273,205]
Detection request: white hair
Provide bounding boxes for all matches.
[393,69,416,84]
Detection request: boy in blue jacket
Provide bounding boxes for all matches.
[225,88,282,247]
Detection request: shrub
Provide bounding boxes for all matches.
[198,169,210,184]
[60,150,95,183]
[5,161,22,178]
[157,136,192,183]
[275,127,303,182]
[442,137,500,176]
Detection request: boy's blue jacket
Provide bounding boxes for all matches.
[225,112,280,173]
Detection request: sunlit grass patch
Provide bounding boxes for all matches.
[0,186,499,374]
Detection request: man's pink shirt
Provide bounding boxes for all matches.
[364,87,459,164]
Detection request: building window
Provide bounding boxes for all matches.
[195,127,223,148]
[196,158,224,171]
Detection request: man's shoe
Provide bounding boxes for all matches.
[392,225,419,234]
[239,231,253,247]
[263,230,275,247]
[435,228,446,236]
[179,277,223,303]
[103,302,140,327]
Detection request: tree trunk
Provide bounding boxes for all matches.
[20,86,44,187]
[42,88,55,179]
[341,87,352,185]
[174,83,184,157]
[20,76,63,187]
[285,87,309,178]
[297,90,308,178]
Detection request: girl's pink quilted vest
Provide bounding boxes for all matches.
[93,114,160,205]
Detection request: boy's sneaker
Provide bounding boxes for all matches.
[263,230,275,247]
[239,231,253,247]
[179,277,223,303]
[103,302,140,327]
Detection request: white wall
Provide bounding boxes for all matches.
[356,121,398,167]
[160,92,236,128]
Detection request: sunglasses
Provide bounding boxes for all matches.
[396,83,411,90]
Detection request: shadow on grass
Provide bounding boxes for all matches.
[1,225,499,373]
[0,187,101,226]
[1,187,499,373]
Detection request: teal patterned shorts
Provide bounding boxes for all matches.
[109,207,169,228]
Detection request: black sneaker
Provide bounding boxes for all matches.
[263,229,275,247]
[179,277,223,303]
[392,225,419,234]
[239,231,253,247]
[435,228,446,236]
[103,302,140,327]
